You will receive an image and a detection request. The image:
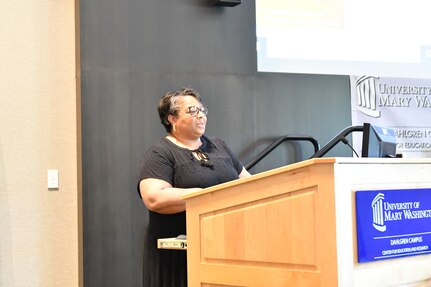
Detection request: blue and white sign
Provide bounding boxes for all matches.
[355,188,431,263]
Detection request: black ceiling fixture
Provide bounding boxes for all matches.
[212,0,241,7]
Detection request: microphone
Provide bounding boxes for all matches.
[200,160,214,169]
[340,137,359,157]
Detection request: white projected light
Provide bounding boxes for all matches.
[256,0,431,78]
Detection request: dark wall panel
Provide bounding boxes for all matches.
[80,0,352,286]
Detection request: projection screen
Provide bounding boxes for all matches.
[256,0,431,78]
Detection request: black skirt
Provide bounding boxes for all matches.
[142,211,187,287]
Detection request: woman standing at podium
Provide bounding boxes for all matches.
[137,87,251,287]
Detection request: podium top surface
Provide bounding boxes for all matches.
[182,157,431,200]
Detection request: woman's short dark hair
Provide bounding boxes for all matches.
[157,87,203,133]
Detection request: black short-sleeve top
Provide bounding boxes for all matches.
[138,135,243,190]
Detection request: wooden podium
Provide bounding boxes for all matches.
[182,158,431,287]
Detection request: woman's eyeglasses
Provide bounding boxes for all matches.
[186,106,209,117]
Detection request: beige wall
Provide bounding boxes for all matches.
[0,1,82,286]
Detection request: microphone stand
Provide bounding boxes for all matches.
[311,125,364,158]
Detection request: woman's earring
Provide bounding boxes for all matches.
[173,124,177,133]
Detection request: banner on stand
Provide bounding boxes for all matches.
[350,76,431,158]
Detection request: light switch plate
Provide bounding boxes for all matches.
[47,169,59,189]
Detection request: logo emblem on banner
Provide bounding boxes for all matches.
[355,76,381,118]
[372,193,386,232]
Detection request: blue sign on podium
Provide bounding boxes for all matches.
[355,188,431,263]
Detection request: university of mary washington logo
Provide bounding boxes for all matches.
[355,76,381,118]
[372,193,386,232]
